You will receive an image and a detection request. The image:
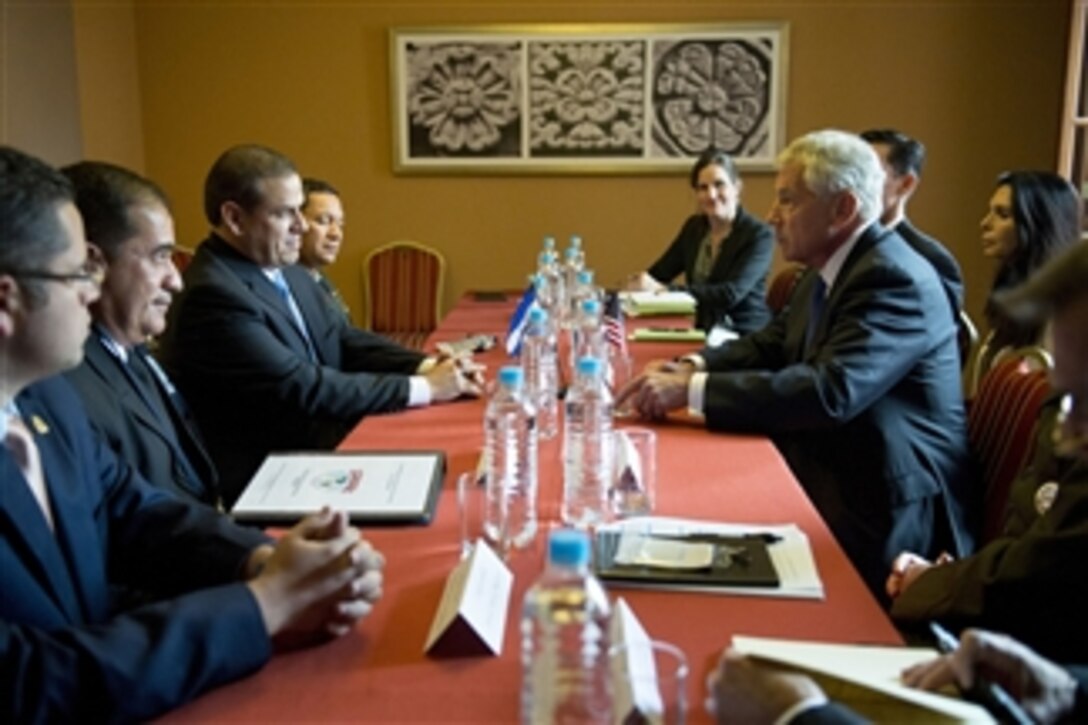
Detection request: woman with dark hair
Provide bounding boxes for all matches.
[968,170,1080,392]
[626,148,774,336]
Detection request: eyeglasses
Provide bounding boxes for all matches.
[5,259,106,288]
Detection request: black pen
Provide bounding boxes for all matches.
[929,622,1033,725]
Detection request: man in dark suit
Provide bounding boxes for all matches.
[298,177,352,320]
[159,145,482,506]
[619,130,974,598]
[62,161,220,507]
[860,128,964,317]
[709,243,1088,723]
[0,145,384,721]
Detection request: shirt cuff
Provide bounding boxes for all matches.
[407,376,431,407]
[774,694,830,725]
[688,372,708,417]
[681,353,707,372]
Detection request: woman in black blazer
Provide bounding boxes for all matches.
[628,148,774,335]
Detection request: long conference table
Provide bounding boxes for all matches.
[168,292,902,723]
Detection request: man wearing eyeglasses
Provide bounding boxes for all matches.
[0,146,386,722]
[61,161,220,507]
[886,240,1088,663]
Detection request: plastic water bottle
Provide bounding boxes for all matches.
[483,366,538,551]
[521,307,559,440]
[562,357,613,528]
[520,529,612,724]
[536,251,565,327]
[561,238,586,330]
[568,269,599,328]
[570,298,604,374]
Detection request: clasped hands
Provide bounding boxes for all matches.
[615,358,694,420]
[245,508,385,649]
[423,349,486,402]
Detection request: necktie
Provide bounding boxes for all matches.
[127,352,175,430]
[805,276,828,351]
[5,415,54,531]
[271,270,319,362]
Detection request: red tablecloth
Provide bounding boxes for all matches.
[166,294,900,723]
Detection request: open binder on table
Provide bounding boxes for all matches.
[594,526,779,589]
[593,517,824,599]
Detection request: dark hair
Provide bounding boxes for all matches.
[0,146,75,305]
[986,170,1081,348]
[302,177,340,207]
[689,148,739,188]
[203,144,298,225]
[62,161,171,260]
[859,128,925,177]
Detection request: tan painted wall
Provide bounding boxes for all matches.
[72,0,145,171]
[99,0,1068,329]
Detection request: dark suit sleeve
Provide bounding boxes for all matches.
[699,263,937,434]
[167,268,414,421]
[685,217,775,312]
[1,584,269,723]
[646,215,702,285]
[0,378,271,723]
[792,702,871,724]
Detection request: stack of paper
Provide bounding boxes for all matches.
[596,516,824,599]
[629,327,707,343]
[619,291,697,317]
[731,636,995,723]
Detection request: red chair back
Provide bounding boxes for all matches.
[363,241,445,350]
[968,355,1052,542]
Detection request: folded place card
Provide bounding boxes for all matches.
[610,598,665,725]
[424,539,513,657]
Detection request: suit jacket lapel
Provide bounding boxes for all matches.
[5,392,105,623]
[206,237,320,362]
[788,224,888,362]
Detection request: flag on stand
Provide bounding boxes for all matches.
[504,282,538,357]
[602,290,628,356]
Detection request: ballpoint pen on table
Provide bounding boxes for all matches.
[929,622,1033,725]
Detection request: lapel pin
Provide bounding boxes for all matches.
[31,415,50,435]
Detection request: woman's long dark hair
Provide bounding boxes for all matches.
[985,170,1081,349]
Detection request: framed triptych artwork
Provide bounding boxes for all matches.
[389,23,789,175]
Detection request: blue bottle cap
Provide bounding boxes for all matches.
[577,270,594,285]
[576,357,601,377]
[499,366,524,388]
[529,307,547,324]
[542,236,556,250]
[581,298,600,315]
[548,529,590,567]
[569,235,583,249]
